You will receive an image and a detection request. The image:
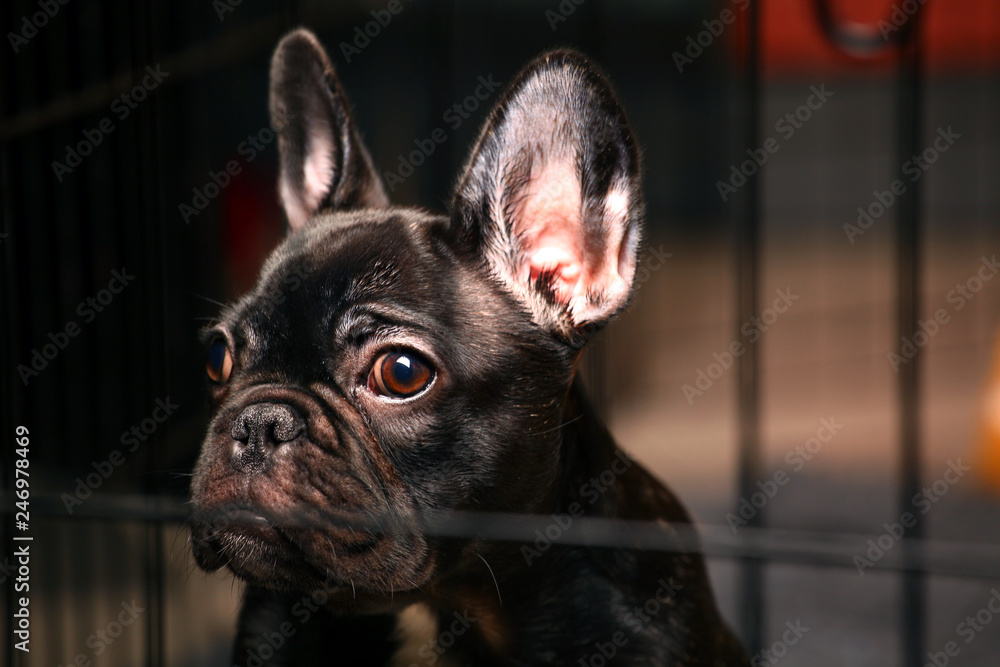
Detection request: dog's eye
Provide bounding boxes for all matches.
[206,340,233,384]
[369,351,433,398]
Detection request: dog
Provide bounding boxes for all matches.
[189,28,749,666]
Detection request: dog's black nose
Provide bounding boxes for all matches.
[230,402,305,473]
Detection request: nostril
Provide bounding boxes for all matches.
[231,417,250,443]
[272,418,303,443]
[231,402,305,443]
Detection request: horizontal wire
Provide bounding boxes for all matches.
[8,492,1000,581]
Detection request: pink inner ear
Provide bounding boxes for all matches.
[521,163,586,303]
[281,126,336,231]
[513,162,636,324]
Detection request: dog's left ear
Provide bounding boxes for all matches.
[452,50,643,345]
[269,29,388,230]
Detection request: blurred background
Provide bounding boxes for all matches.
[2,1,999,665]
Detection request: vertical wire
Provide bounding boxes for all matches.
[896,12,925,667]
[736,0,763,656]
[131,0,166,664]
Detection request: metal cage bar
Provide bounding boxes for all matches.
[735,0,764,656]
[894,13,925,667]
[810,1,928,662]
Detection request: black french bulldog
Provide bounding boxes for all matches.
[190,28,749,667]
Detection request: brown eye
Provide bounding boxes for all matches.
[369,351,433,398]
[206,340,233,384]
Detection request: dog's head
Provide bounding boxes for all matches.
[189,29,643,608]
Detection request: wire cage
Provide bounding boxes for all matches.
[2,1,1000,666]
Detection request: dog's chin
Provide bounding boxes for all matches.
[189,508,436,603]
[190,513,326,590]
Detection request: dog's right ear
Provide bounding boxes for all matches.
[269,29,388,231]
[452,51,643,346]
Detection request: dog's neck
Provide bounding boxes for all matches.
[410,377,634,661]
[555,377,621,513]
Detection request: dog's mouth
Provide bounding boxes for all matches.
[189,505,319,587]
[189,501,433,598]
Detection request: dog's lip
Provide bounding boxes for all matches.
[224,507,273,527]
[191,504,292,550]
[222,509,285,541]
